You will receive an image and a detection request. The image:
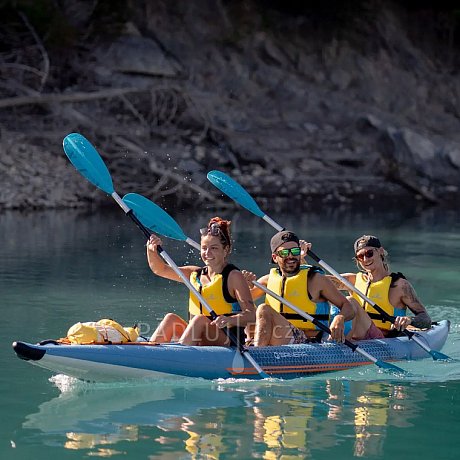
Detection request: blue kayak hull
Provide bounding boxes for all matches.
[13,320,450,381]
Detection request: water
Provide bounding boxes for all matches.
[2,208,460,459]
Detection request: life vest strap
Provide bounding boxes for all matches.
[368,312,394,323]
[190,312,238,320]
[281,313,329,321]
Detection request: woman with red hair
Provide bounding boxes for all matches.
[146,217,256,346]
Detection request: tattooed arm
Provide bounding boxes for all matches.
[326,273,357,294]
[395,279,432,329]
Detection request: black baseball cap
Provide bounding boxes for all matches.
[354,235,381,253]
[270,230,300,253]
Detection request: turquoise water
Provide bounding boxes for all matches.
[2,208,460,459]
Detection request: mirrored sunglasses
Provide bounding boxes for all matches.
[276,247,301,258]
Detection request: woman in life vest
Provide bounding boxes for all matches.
[146,217,256,346]
[330,235,432,339]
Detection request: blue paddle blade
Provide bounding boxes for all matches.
[429,350,454,361]
[375,360,409,375]
[207,170,265,218]
[122,193,188,242]
[63,133,114,194]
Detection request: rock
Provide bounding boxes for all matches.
[444,143,460,170]
[92,35,179,82]
[398,128,437,163]
[1,1,460,209]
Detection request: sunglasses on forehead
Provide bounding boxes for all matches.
[275,247,301,258]
[355,248,377,261]
[200,223,229,244]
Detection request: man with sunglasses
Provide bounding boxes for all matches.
[331,235,432,339]
[243,230,359,346]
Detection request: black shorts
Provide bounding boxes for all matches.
[226,326,246,346]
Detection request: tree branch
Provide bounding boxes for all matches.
[0,87,148,109]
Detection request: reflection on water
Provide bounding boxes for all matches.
[22,377,435,459]
[4,208,460,459]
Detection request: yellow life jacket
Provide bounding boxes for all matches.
[353,272,406,330]
[265,266,329,331]
[188,264,242,318]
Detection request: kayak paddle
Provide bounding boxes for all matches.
[207,170,452,362]
[63,133,150,238]
[122,193,201,251]
[123,192,409,375]
[62,133,270,379]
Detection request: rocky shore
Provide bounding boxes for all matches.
[1,1,460,211]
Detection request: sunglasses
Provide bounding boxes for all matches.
[275,247,301,258]
[200,223,229,245]
[356,248,377,261]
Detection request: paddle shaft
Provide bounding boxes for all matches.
[205,171,397,325]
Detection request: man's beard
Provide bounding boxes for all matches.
[281,258,301,275]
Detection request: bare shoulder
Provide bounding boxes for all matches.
[309,271,330,289]
[309,271,349,304]
[228,267,254,287]
[392,277,413,293]
[400,278,420,298]
[228,267,245,281]
[227,268,254,298]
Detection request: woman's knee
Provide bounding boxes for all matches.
[162,313,183,324]
[186,315,217,344]
[162,313,187,335]
[188,315,209,328]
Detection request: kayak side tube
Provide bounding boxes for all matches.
[12,320,450,381]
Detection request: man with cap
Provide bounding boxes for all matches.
[329,235,432,339]
[242,230,362,346]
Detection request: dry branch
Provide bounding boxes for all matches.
[113,136,231,207]
[18,11,49,91]
[0,87,148,109]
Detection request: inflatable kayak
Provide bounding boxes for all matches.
[13,320,450,381]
